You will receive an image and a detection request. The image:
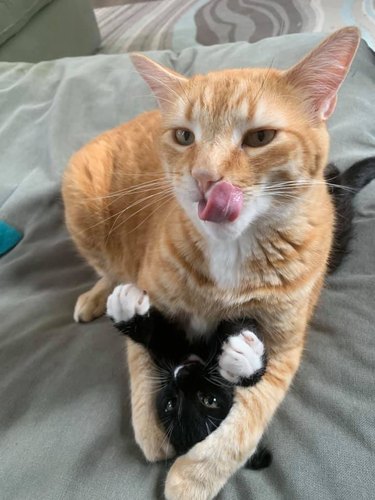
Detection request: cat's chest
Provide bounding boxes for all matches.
[205,238,247,289]
[204,229,301,291]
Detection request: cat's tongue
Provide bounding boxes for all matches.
[198,182,243,223]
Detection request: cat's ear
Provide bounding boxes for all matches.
[130,54,188,108]
[284,27,360,121]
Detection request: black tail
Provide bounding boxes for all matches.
[326,157,375,273]
[245,445,272,471]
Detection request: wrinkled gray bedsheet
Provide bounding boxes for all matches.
[0,34,374,500]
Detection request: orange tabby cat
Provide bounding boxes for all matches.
[62,28,360,500]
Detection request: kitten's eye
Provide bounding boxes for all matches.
[165,398,177,412]
[174,129,195,146]
[197,391,219,409]
[242,129,276,148]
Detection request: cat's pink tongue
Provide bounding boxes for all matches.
[198,181,243,223]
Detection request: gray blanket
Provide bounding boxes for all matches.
[0,34,374,500]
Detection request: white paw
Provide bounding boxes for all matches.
[106,284,150,323]
[219,330,264,384]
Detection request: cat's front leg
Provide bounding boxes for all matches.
[165,322,305,500]
[127,341,175,461]
[107,283,174,461]
[219,329,266,386]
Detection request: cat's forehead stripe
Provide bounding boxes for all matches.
[203,85,214,102]
[228,80,250,110]
[191,120,202,141]
[252,98,287,129]
[234,99,250,121]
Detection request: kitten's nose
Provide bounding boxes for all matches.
[174,364,197,390]
[192,167,222,194]
[174,364,191,382]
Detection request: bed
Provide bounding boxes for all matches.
[0,33,374,499]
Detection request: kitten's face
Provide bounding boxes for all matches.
[156,358,233,455]
[158,69,328,240]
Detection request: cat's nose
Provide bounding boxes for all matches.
[174,365,196,390]
[174,364,190,382]
[192,167,222,194]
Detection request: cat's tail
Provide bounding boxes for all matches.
[326,157,375,273]
[339,157,375,191]
[244,445,272,471]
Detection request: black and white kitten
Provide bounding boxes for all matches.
[107,286,270,467]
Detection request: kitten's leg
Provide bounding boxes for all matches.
[164,321,305,500]
[74,276,116,323]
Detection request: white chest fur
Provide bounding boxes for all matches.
[206,234,253,289]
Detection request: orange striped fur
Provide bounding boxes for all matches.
[62,28,360,499]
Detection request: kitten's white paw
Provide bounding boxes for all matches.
[106,284,150,323]
[219,329,264,384]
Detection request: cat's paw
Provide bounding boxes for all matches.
[106,284,150,323]
[74,277,113,323]
[218,330,265,384]
[165,450,222,500]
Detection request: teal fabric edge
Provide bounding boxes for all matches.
[0,220,22,256]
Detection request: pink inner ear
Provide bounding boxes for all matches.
[285,27,360,121]
[321,95,337,121]
[130,54,187,109]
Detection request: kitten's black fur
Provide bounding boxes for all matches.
[113,157,375,469]
[326,157,375,272]
[115,311,266,462]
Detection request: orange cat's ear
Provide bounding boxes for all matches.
[284,27,360,121]
[130,54,187,108]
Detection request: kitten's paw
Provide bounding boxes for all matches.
[106,284,150,323]
[218,330,265,384]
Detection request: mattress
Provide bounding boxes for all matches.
[0,33,374,500]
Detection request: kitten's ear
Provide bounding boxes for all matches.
[130,53,188,108]
[284,27,360,121]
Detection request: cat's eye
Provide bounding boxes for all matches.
[165,398,177,412]
[197,392,219,409]
[242,129,276,148]
[174,128,195,146]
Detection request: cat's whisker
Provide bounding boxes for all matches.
[261,192,303,201]
[176,78,194,109]
[251,57,275,108]
[251,179,357,194]
[141,374,167,383]
[109,186,173,216]
[157,359,174,375]
[204,349,219,368]
[205,422,210,437]
[207,417,219,430]
[126,194,175,235]
[144,386,166,396]
[103,185,174,210]
[203,373,231,389]
[77,188,173,236]
[159,420,174,458]
[89,179,173,199]
[106,190,173,238]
